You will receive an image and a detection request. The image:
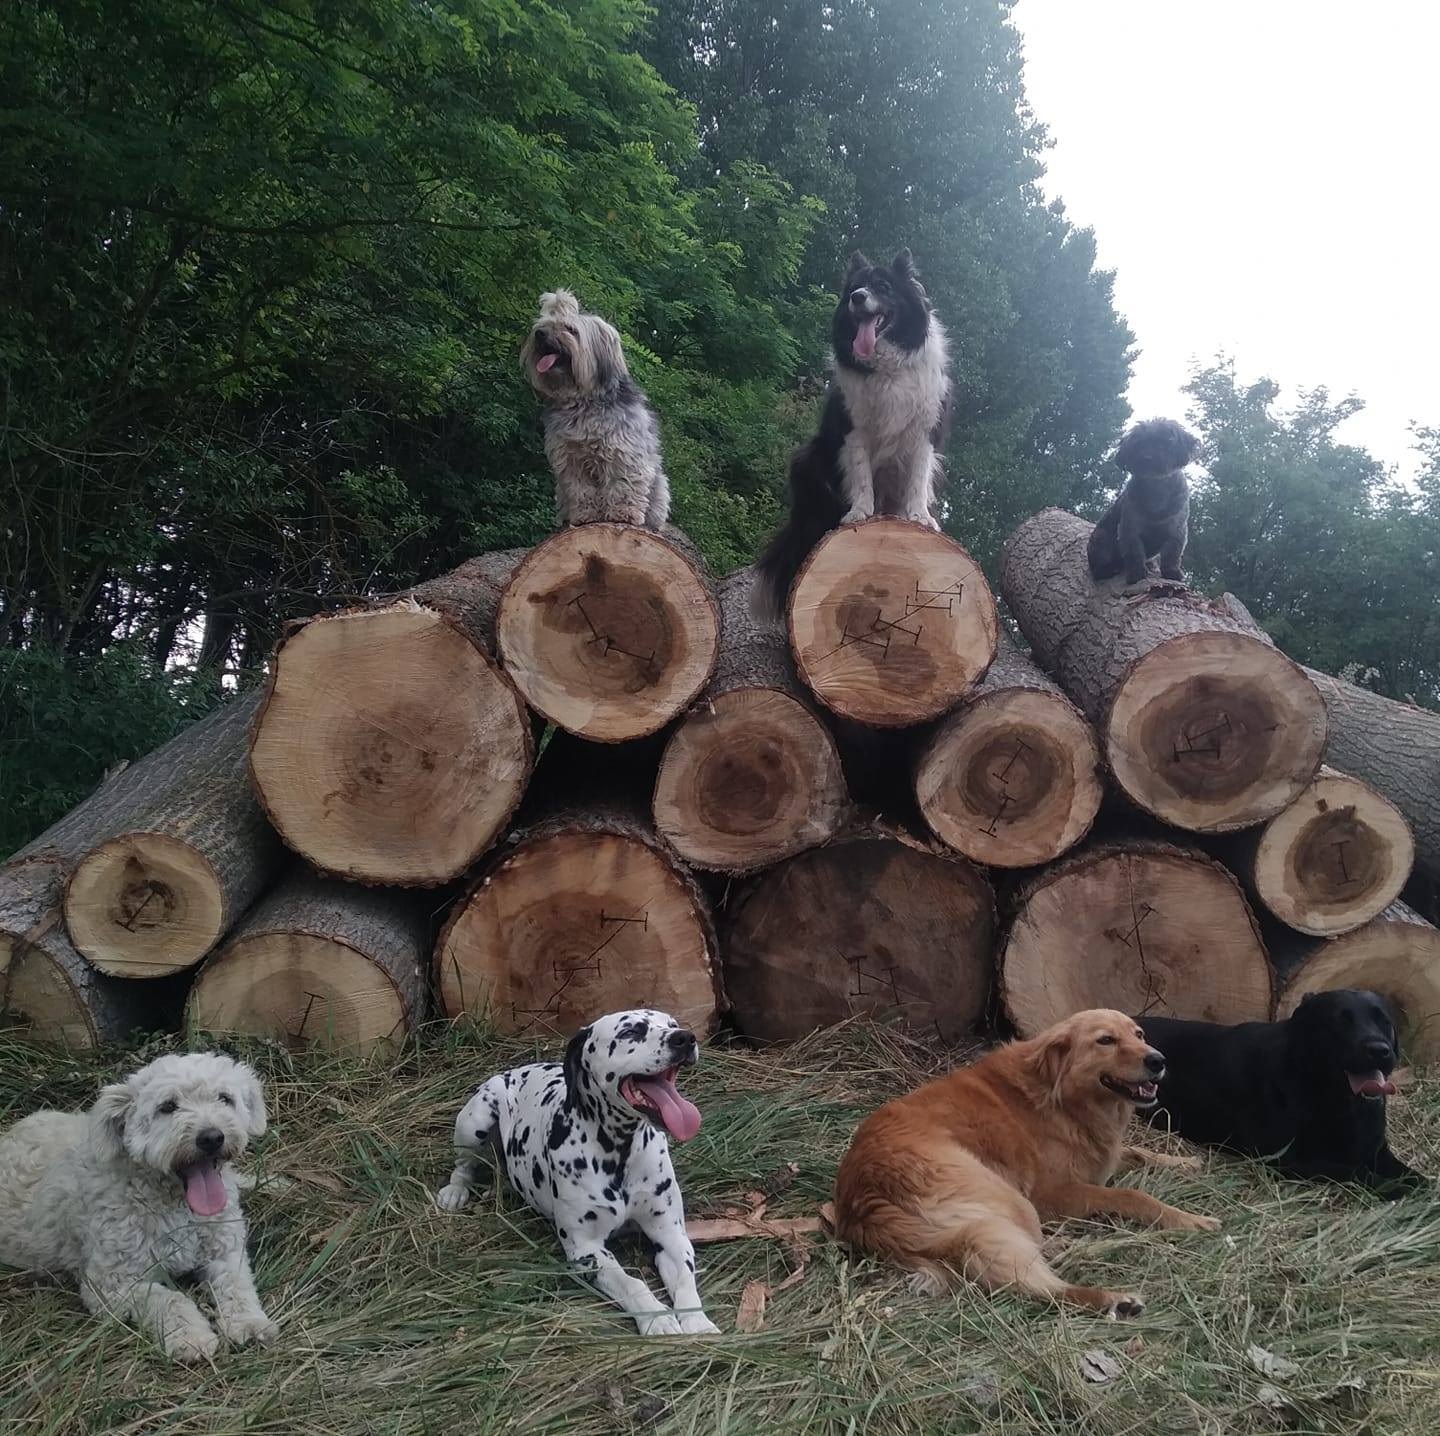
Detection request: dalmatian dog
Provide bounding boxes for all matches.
[436,1009,718,1336]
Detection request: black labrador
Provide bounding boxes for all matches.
[1139,990,1428,1194]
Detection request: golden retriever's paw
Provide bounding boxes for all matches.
[1164,1208,1221,1233]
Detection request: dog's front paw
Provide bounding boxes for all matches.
[839,506,873,525]
[636,1311,684,1337]
[677,1311,721,1336]
[166,1323,221,1363]
[1105,1292,1146,1320]
[1164,1207,1221,1233]
[435,1182,473,1213]
[904,509,940,531]
[221,1312,280,1347]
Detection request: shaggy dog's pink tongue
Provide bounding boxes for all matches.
[181,1160,228,1216]
[632,1073,702,1142]
[535,352,558,373]
[1348,1071,1396,1098]
[853,316,880,360]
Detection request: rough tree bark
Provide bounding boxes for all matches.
[1001,510,1327,832]
[913,633,1104,868]
[436,735,721,1038]
[497,523,719,742]
[653,567,850,874]
[1000,837,1274,1036]
[187,869,433,1055]
[787,518,998,727]
[5,693,284,978]
[1273,900,1440,1063]
[722,819,995,1044]
[248,552,534,886]
[1218,766,1413,937]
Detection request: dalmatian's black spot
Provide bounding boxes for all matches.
[654,1178,672,1196]
[548,1111,570,1150]
[532,1159,544,1189]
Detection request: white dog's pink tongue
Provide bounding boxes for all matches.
[182,1160,228,1216]
[535,352,558,373]
[1348,1071,1395,1098]
[634,1074,702,1142]
[853,317,879,360]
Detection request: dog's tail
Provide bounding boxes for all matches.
[751,440,846,623]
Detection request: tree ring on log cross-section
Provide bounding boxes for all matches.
[1001,843,1273,1036]
[1255,770,1413,935]
[1105,631,1327,831]
[788,519,998,727]
[653,687,848,872]
[248,604,532,885]
[497,525,719,741]
[65,834,224,977]
[916,688,1103,867]
[436,831,718,1037]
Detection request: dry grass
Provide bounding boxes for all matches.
[3,1021,1440,1436]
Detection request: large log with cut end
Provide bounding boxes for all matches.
[248,552,534,886]
[722,821,995,1043]
[5,694,284,978]
[187,871,431,1055]
[1274,901,1440,1063]
[497,524,719,742]
[1224,766,1413,937]
[914,636,1103,867]
[1000,838,1274,1036]
[1001,510,1326,831]
[1,858,163,1047]
[436,737,720,1037]
[653,568,850,874]
[788,518,998,727]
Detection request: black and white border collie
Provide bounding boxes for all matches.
[753,248,951,619]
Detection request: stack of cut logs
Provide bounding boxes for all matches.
[4,511,1439,1061]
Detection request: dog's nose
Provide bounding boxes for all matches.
[1364,1038,1394,1063]
[1143,1049,1166,1076]
[849,288,870,307]
[196,1127,225,1156]
[668,1029,696,1052]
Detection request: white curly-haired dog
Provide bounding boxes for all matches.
[521,289,671,530]
[436,1008,718,1336]
[0,1051,276,1361]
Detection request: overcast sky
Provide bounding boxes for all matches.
[1013,0,1438,478]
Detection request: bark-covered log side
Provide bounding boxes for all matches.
[404,548,530,654]
[708,566,813,699]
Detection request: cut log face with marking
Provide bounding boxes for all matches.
[788,518,998,727]
[436,734,720,1037]
[1274,901,1440,1063]
[248,553,534,886]
[1236,766,1414,936]
[914,640,1103,868]
[1001,839,1274,1037]
[654,568,850,873]
[1001,510,1327,831]
[187,872,432,1055]
[498,524,719,742]
[722,823,995,1043]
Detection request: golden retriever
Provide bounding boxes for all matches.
[833,1009,1220,1316]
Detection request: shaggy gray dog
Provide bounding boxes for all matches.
[0,1051,276,1361]
[521,290,671,529]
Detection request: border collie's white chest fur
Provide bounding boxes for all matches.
[836,319,949,473]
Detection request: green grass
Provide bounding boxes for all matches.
[3,1022,1440,1435]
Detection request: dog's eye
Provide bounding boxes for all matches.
[157,1100,178,1115]
[218,1092,234,1106]
[1096,1035,1117,1046]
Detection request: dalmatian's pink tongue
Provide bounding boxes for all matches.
[633,1073,702,1142]
[853,316,880,360]
[535,352,558,373]
[181,1159,228,1216]
[1347,1071,1395,1098]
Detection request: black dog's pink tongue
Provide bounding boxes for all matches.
[1348,1070,1396,1098]
[182,1159,228,1216]
[633,1073,702,1142]
[853,316,880,359]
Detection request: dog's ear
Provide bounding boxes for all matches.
[584,316,629,390]
[563,1024,593,1099]
[1031,1029,1073,1103]
[538,289,580,321]
[891,247,916,277]
[843,250,871,287]
[235,1062,268,1138]
[89,1080,135,1162]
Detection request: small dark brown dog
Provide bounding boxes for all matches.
[833,1009,1220,1317]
